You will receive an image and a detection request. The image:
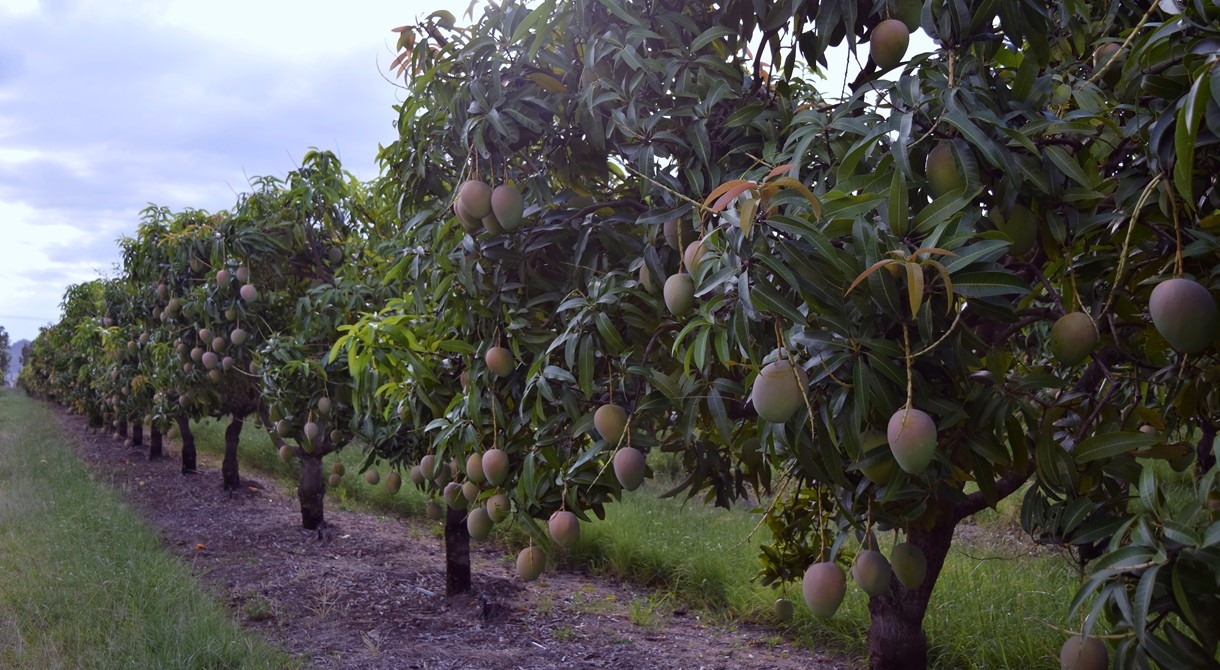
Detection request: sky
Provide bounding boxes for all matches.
[0,0,468,343]
[0,1,929,346]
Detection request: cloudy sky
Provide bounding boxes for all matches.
[0,0,468,343]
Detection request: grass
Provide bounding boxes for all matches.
[0,391,296,670]
[187,417,1080,669]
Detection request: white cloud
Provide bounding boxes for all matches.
[0,0,461,342]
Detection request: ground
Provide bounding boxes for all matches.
[58,408,852,670]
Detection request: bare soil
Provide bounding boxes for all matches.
[57,408,853,670]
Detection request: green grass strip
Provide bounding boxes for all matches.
[0,392,297,670]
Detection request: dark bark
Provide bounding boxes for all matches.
[149,426,163,460]
[117,416,128,439]
[221,415,243,492]
[444,505,472,596]
[131,420,143,447]
[866,508,959,670]
[176,414,197,474]
[298,452,326,530]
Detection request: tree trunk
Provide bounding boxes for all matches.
[117,416,128,439]
[131,420,143,447]
[866,510,959,670]
[444,505,472,596]
[176,414,197,474]
[298,451,326,530]
[149,426,163,460]
[222,415,243,492]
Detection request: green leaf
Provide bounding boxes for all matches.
[1045,146,1095,190]
[913,186,980,233]
[1073,431,1160,463]
[950,271,1031,297]
[1174,68,1211,205]
[690,25,735,51]
[887,169,909,236]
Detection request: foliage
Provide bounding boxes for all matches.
[17,0,1220,667]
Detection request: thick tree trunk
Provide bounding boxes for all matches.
[222,415,243,492]
[149,426,163,460]
[298,452,326,530]
[444,506,472,596]
[131,420,143,447]
[176,414,197,474]
[866,510,958,670]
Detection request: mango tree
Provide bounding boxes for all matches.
[352,0,1220,668]
[256,149,382,530]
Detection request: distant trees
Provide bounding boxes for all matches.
[0,325,9,387]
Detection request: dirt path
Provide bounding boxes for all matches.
[58,408,853,670]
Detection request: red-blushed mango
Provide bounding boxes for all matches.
[663,217,695,251]
[548,510,580,547]
[485,346,514,376]
[486,492,510,522]
[613,446,646,491]
[426,500,444,520]
[385,470,402,494]
[467,507,493,540]
[637,262,656,294]
[454,198,483,234]
[1050,312,1098,365]
[230,328,248,346]
[517,545,546,581]
[457,179,493,219]
[461,480,480,502]
[235,265,250,283]
[663,273,695,317]
[304,422,320,442]
[870,19,910,69]
[683,240,707,273]
[419,454,439,480]
[1059,635,1108,670]
[490,184,525,231]
[773,597,794,622]
[750,359,809,423]
[240,283,258,303]
[893,0,921,31]
[363,469,380,486]
[278,444,294,462]
[443,481,467,510]
[887,407,937,473]
[482,211,504,236]
[317,397,331,416]
[890,542,927,589]
[802,561,847,618]
[409,465,425,485]
[925,142,963,196]
[997,204,1037,256]
[201,351,219,370]
[482,448,509,486]
[1092,43,1123,86]
[1149,277,1217,354]
[852,549,893,596]
[465,452,485,484]
[216,269,231,285]
[594,403,628,445]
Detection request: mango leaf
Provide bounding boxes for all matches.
[1073,431,1160,463]
[1174,68,1211,205]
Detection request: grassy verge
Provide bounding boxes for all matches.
[190,417,1077,669]
[0,392,296,670]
